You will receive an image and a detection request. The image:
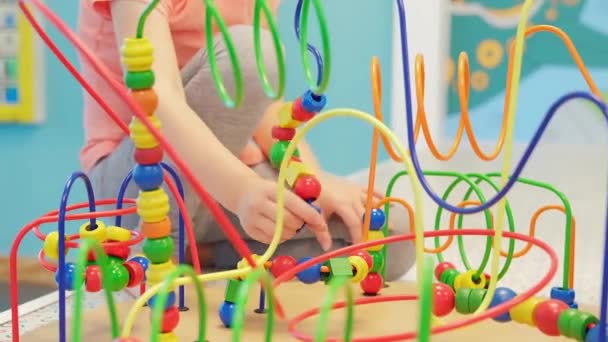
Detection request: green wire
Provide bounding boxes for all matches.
[418,256,434,342]
[205,0,243,108]
[135,0,160,38]
[232,269,276,342]
[298,0,331,94]
[253,0,286,100]
[150,264,207,342]
[314,276,354,342]
[71,239,120,341]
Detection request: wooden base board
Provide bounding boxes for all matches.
[0,256,56,286]
[22,281,596,341]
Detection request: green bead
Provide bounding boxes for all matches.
[142,237,174,264]
[369,251,384,273]
[125,70,155,90]
[269,141,300,168]
[324,257,353,284]
[570,311,598,341]
[467,288,487,312]
[107,263,130,292]
[108,256,124,266]
[224,279,243,303]
[441,269,459,289]
[455,288,472,314]
[557,309,578,338]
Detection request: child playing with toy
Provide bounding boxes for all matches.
[78,0,414,281]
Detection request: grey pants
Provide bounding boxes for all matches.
[88,25,414,281]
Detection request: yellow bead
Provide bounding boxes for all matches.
[43,231,69,260]
[453,273,466,291]
[278,102,302,128]
[509,297,543,326]
[460,269,486,289]
[146,260,176,291]
[79,220,108,243]
[120,37,154,72]
[129,115,161,149]
[348,255,368,283]
[158,332,178,342]
[286,161,313,187]
[106,226,131,242]
[137,188,170,223]
[366,230,385,252]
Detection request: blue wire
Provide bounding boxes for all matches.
[396,1,608,339]
[295,0,323,87]
[57,171,97,342]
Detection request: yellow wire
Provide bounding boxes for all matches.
[119,108,427,337]
[473,0,534,314]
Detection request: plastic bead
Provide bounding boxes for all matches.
[130,89,158,114]
[550,286,577,307]
[133,164,164,191]
[269,141,300,168]
[120,37,154,71]
[271,125,296,140]
[324,257,353,284]
[440,269,459,289]
[270,255,298,279]
[432,283,455,317]
[489,287,517,322]
[79,220,108,243]
[85,265,102,292]
[107,263,130,291]
[291,96,315,122]
[585,325,608,342]
[286,161,314,187]
[293,175,322,201]
[147,291,176,309]
[453,272,466,291]
[510,297,543,326]
[130,256,149,271]
[103,243,131,260]
[136,188,170,223]
[43,231,69,260]
[366,230,385,252]
[468,288,487,312]
[134,146,164,165]
[278,101,302,128]
[368,251,384,273]
[348,255,369,283]
[296,256,322,284]
[459,269,487,289]
[123,260,145,287]
[219,301,236,327]
[224,279,243,303]
[140,218,172,239]
[154,306,180,333]
[106,226,132,242]
[558,309,599,341]
[301,90,327,113]
[129,116,161,149]
[146,261,176,290]
[142,237,174,264]
[55,262,81,291]
[434,261,456,281]
[352,250,373,270]
[362,208,386,230]
[157,332,178,342]
[125,71,155,90]
[455,288,471,314]
[360,272,383,295]
[533,299,569,336]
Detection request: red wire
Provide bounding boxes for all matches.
[281,229,558,341]
[18,0,256,267]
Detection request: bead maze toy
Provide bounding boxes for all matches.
[7,0,608,341]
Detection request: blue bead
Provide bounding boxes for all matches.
[147,291,176,309]
[585,324,608,342]
[55,262,78,291]
[301,90,327,113]
[132,164,164,191]
[129,256,149,271]
[488,287,517,322]
[219,301,236,328]
[296,256,322,284]
[550,286,575,305]
[363,208,386,230]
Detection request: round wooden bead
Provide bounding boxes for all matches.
[440,269,459,289]
[352,250,373,270]
[362,208,386,230]
[125,71,155,90]
[460,269,487,289]
[455,288,471,314]
[55,262,82,291]
[432,282,455,317]
[269,141,300,168]
[349,255,369,283]
[368,251,384,273]
[140,217,172,239]
[103,243,131,260]
[468,288,488,312]
[133,163,164,191]
[154,306,180,333]
[130,89,158,114]
[489,287,517,322]
[136,188,170,223]
[142,236,174,264]
[123,260,145,287]
[510,297,543,326]
[360,272,383,295]
[85,265,102,292]
[130,256,149,271]
[434,261,456,281]
[270,255,297,280]
[219,301,236,327]
[296,256,322,284]
[106,226,132,242]
[291,96,315,122]
[134,146,164,165]
[366,230,385,252]
[453,272,467,291]
[533,299,569,336]
[293,175,321,201]
[129,116,161,149]
[43,231,69,260]
[79,220,108,243]
[271,126,296,141]
[107,263,130,292]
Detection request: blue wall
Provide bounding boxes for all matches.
[0,1,393,256]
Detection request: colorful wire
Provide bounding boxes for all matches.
[294,0,323,87]
[297,0,331,94]
[253,0,286,99]
[231,269,276,342]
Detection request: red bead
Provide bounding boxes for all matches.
[352,250,373,269]
[532,299,568,336]
[293,175,321,201]
[104,242,131,260]
[123,260,145,287]
[291,97,315,122]
[432,283,455,317]
[134,146,164,165]
[85,265,102,292]
[271,126,296,141]
[152,306,180,332]
[270,255,298,280]
[434,261,456,281]
[360,272,383,295]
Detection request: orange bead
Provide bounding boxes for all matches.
[130,89,158,114]
[140,217,172,239]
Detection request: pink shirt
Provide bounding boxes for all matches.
[77,0,279,172]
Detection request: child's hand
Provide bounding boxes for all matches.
[236,177,332,250]
[318,173,383,244]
